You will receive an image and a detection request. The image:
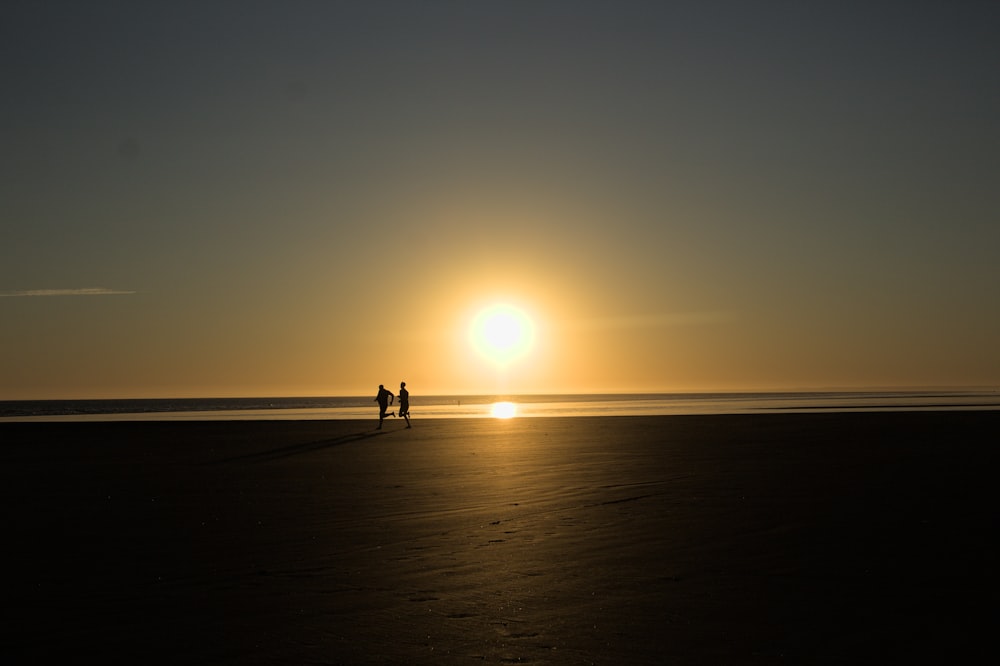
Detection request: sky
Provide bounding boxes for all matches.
[2,1,999,399]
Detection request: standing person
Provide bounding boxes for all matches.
[374,384,394,429]
[398,381,411,428]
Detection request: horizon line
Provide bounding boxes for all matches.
[3,386,997,402]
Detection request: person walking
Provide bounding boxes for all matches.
[374,384,394,429]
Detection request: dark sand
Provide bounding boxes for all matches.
[2,412,996,663]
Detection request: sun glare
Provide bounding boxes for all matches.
[469,303,535,365]
[490,401,517,418]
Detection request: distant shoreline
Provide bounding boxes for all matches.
[2,389,998,421]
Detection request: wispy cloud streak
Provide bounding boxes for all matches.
[566,311,736,331]
[0,288,136,297]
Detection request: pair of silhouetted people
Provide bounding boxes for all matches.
[375,382,410,429]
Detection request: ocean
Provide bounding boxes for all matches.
[2,390,998,422]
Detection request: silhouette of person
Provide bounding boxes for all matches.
[399,381,411,428]
[374,384,394,429]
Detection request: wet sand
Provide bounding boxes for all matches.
[2,412,996,663]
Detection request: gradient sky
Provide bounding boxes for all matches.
[3,1,999,399]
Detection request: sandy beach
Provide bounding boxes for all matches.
[2,412,995,663]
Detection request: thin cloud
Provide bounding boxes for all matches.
[567,311,736,331]
[0,288,136,297]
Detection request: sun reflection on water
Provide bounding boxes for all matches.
[490,401,517,419]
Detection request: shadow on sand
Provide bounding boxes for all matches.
[214,429,387,464]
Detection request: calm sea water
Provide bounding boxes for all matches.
[1,391,998,422]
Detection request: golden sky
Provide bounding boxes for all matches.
[2,2,999,399]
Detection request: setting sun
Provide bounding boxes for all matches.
[469,304,535,366]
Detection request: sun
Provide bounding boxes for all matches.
[469,303,535,365]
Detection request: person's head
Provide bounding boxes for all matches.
[400,381,406,388]
[379,384,384,389]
